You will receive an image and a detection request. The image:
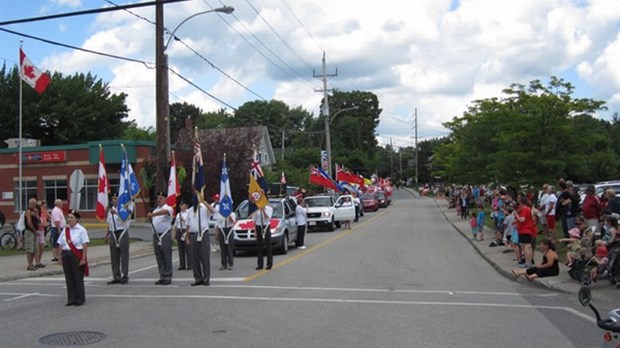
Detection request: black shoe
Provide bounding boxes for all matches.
[497,241,505,246]
[178,267,186,270]
[203,282,209,286]
[51,257,59,262]
[186,267,192,271]
[36,263,46,268]
[190,281,203,286]
[161,280,171,285]
[107,279,121,285]
[266,266,272,270]
[154,279,164,285]
[121,279,128,284]
[74,301,83,306]
[255,266,263,270]
[65,302,75,306]
[219,266,227,270]
[489,241,498,247]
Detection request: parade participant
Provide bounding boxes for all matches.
[57,210,89,306]
[24,198,40,271]
[147,192,174,285]
[295,196,308,249]
[174,201,191,271]
[251,197,274,270]
[218,209,236,270]
[186,199,217,286]
[50,199,66,263]
[105,194,130,284]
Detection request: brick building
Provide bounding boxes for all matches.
[0,140,155,222]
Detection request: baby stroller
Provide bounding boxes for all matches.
[568,254,593,284]
[605,240,620,287]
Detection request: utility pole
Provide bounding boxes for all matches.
[155,0,170,193]
[281,129,285,161]
[390,138,393,179]
[414,108,418,190]
[314,52,337,177]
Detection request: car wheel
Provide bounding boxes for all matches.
[335,221,341,228]
[279,232,289,254]
[328,218,335,231]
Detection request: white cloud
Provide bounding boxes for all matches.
[50,0,81,8]
[34,0,619,135]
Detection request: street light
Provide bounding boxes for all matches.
[155,4,234,192]
[325,105,359,178]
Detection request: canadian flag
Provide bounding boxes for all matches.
[19,48,50,95]
[95,146,109,221]
[166,151,180,209]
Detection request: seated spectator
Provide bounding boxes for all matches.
[589,245,609,282]
[558,227,583,267]
[597,214,618,245]
[511,239,559,281]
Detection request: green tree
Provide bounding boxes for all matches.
[122,121,156,141]
[170,102,202,144]
[435,77,612,186]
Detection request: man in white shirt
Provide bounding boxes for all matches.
[50,199,66,263]
[147,192,174,285]
[174,201,191,271]
[543,185,558,242]
[218,210,237,270]
[295,197,307,249]
[186,200,217,286]
[252,203,274,270]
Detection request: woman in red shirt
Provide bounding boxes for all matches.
[514,196,536,268]
[581,185,601,229]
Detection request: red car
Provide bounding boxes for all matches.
[361,193,379,212]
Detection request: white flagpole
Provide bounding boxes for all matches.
[18,41,23,213]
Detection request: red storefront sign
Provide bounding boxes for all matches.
[19,151,66,163]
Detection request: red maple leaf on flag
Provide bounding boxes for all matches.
[98,174,107,192]
[23,65,36,80]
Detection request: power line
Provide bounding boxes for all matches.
[168,67,237,110]
[0,0,187,25]
[0,27,153,67]
[279,0,323,52]
[207,0,317,89]
[243,0,314,72]
[103,0,267,101]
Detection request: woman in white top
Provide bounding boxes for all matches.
[56,210,89,306]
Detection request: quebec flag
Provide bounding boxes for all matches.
[219,155,233,218]
[117,147,140,221]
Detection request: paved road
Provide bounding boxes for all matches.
[0,190,609,347]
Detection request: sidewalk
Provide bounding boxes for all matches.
[0,227,155,282]
[433,196,618,303]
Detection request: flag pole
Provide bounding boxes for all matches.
[18,41,23,214]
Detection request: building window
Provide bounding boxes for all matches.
[13,180,38,212]
[79,178,97,211]
[44,179,68,210]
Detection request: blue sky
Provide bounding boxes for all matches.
[1,0,618,149]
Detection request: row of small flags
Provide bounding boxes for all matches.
[308,163,370,194]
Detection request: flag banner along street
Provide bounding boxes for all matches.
[219,154,233,218]
[166,151,180,209]
[95,145,108,221]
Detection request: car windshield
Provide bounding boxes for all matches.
[305,197,333,207]
[235,200,283,219]
[375,192,386,199]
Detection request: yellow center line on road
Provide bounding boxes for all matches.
[244,203,393,282]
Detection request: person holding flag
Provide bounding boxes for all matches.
[105,193,130,284]
[173,201,191,271]
[186,131,217,286]
[248,147,273,270]
[218,154,236,270]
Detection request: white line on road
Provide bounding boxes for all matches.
[2,277,246,283]
[0,291,594,323]
[3,293,38,302]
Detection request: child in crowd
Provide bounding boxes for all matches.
[470,212,478,240]
[502,207,516,254]
[559,227,584,268]
[477,205,485,241]
[589,245,609,282]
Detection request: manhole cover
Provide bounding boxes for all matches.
[39,331,106,346]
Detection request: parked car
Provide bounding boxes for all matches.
[305,194,356,231]
[375,191,388,208]
[361,193,379,212]
[232,196,298,254]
